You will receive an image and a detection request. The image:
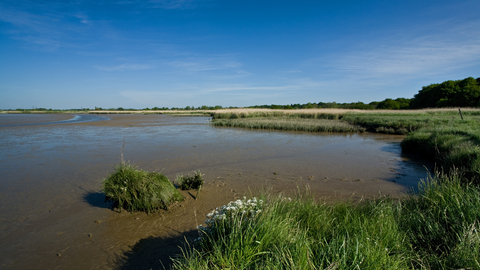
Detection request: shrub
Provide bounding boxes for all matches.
[103,163,183,213]
[176,171,204,190]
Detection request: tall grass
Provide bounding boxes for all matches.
[103,163,183,213]
[399,171,480,269]
[172,171,480,269]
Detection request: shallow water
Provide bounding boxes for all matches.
[0,114,431,269]
[0,113,109,127]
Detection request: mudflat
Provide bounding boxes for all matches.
[0,114,430,269]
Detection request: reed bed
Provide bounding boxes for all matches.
[213,117,365,133]
[173,171,480,269]
[210,108,480,119]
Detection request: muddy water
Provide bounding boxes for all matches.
[0,114,430,269]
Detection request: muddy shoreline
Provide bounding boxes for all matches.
[0,114,430,269]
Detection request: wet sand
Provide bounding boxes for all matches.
[0,114,431,269]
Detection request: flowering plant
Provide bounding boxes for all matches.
[197,197,264,241]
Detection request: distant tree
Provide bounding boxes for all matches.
[376,98,411,110]
[347,102,375,110]
[318,102,339,109]
[377,99,400,109]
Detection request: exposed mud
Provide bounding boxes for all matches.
[0,114,431,269]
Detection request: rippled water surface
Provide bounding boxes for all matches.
[0,114,431,269]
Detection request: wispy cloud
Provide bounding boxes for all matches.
[148,0,197,9]
[115,0,199,9]
[94,63,154,71]
[168,57,242,72]
[320,17,480,81]
[0,2,94,51]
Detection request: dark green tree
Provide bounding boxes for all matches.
[411,77,480,108]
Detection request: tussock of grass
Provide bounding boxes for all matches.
[176,171,204,190]
[103,163,183,213]
[172,172,480,269]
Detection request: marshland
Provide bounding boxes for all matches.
[1,107,480,269]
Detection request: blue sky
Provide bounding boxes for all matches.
[0,0,479,109]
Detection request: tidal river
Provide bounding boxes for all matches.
[0,114,430,269]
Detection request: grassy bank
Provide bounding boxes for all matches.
[213,117,365,133]
[173,172,480,269]
[401,119,480,181]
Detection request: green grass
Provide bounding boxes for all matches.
[399,171,480,269]
[212,117,365,133]
[172,172,480,269]
[341,110,480,134]
[103,163,183,213]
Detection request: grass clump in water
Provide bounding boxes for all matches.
[176,171,204,190]
[103,163,183,213]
